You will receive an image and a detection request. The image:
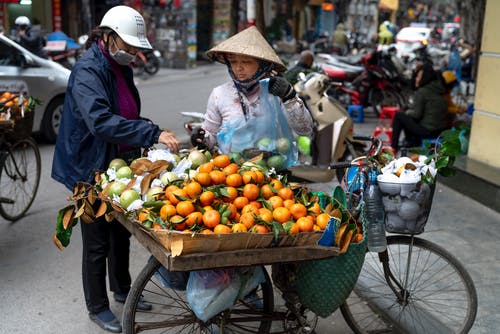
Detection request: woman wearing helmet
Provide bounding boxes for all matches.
[52,6,179,333]
[191,26,313,150]
[391,62,449,151]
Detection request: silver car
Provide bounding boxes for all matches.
[0,33,69,142]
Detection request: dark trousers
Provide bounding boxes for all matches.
[80,211,131,314]
[391,112,444,151]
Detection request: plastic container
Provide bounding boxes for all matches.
[364,173,387,252]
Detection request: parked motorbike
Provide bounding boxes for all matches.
[45,31,83,69]
[320,48,409,117]
[132,49,162,76]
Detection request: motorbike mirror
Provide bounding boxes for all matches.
[298,72,306,82]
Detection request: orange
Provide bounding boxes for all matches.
[278,187,294,200]
[239,213,255,229]
[296,216,314,232]
[223,203,238,219]
[222,163,239,176]
[231,223,248,233]
[167,188,188,205]
[241,171,257,184]
[169,215,187,231]
[249,201,262,209]
[199,191,215,207]
[194,172,212,186]
[241,204,259,215]
[253,170,265,184]
[313,224,322,231]
[289,223,300,234]
[184,181,202,199]
[160,204,176,220]
[223,186,238,202]
[185,211,203,227]
[152,223,162,230]
[268,195,284,210]
[164,184,180,197]
[176,200,195,217]
[213,154,231,168]
[209,170,226,185]
[316,213,331,230]
[289,203,307,220]
[260,184,275,199]
[137,209,150,223]
[269,178,283,191]
[213,224,231,234]
[203,209,221,228]
[198,161,215,173]
[283,199,295,210]
[201,228,214,234]
[233,196,249,210]
[273,207,291,223]
[258,208,273,223]
[308,202,322,216]
[225,173,243,187]
[243,183,260,201]
[251,224,270,234]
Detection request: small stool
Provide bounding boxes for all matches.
[347,104,364,123]
[379,106,401,122]
[373,126,393,145]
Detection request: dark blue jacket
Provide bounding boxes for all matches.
[52,42,161,191]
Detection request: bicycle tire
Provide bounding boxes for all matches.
[123,257,275,334]
[340,235,477,334]
[0,137,41,221]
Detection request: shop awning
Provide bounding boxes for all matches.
[379,0,399,11]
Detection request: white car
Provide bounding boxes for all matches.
[394,26,432,58]
[0,34,70,143]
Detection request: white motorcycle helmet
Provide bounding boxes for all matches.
[99,6,152,50]
[15,16,31,27]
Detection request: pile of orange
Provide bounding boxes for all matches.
[135,153,335,235]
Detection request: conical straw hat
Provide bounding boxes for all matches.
[206,26,287,72]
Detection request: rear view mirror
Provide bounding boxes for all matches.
[298,72,306,81]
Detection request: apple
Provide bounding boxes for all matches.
[275,137,291,154]
[160,171,179,185]
[120,189,141,209]
[108,181,127,198]
[116,166,133,179]
[188,150,208,169]
[146,186,164,202]
[257,137,272,151]
[108,158,127,170]
[267,155,286,170]
[297,136,311,156]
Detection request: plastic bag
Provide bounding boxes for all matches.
[217,78,298,168]
[186,267,266,322]
[187,269,240,322]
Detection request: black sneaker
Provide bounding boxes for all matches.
[89,310,122,333]
[114,292,152,311]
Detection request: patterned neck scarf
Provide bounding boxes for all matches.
[225,56,273,95]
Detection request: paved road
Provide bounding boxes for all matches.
[0,64,498,334]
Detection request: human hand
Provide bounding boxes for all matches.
[158,130,179,153]
[190,127,207,150]
[268,77,296,102]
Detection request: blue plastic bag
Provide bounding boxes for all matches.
[217,78,298,168]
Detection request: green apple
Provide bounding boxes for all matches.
[267,155,286,170]
[108,158,127,170]
[116,166,133,179]
[297,136,311,156]
[108,181,127,198]
[257,137,272,151]
[160,171,179,185]
[146,186,164,202]
[119,189,141,209]
[188,149,208,169]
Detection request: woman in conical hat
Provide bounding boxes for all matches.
[191,26,313,149]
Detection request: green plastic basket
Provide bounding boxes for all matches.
[295,215,367,318]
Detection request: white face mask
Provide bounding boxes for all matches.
[109,38,136,65]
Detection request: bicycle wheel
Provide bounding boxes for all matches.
[123,257,275,334]
[340,235,477,334]
[0,137,41,221]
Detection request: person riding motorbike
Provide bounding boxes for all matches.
[14,16,48,59]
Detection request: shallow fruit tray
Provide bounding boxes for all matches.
[115,213,338,271]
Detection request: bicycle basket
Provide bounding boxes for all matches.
[6,111,34,141]
[294,215,367,318]
[379,181,436,235]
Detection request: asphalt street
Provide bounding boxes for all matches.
[0,64,498,334]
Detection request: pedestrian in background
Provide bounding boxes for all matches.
[51,5,179,333]
[14,16,48,59]
[332,22,349,55]
[378,22,394,45]
[284,50,315,84]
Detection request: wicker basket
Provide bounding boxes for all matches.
[294,216,366,318]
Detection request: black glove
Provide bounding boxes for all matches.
[190,127,207,150]
[269,76,296,102]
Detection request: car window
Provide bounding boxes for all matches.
[0,40,22,66]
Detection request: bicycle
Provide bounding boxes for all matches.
[0,118,41,221]
[334,138,478,334]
